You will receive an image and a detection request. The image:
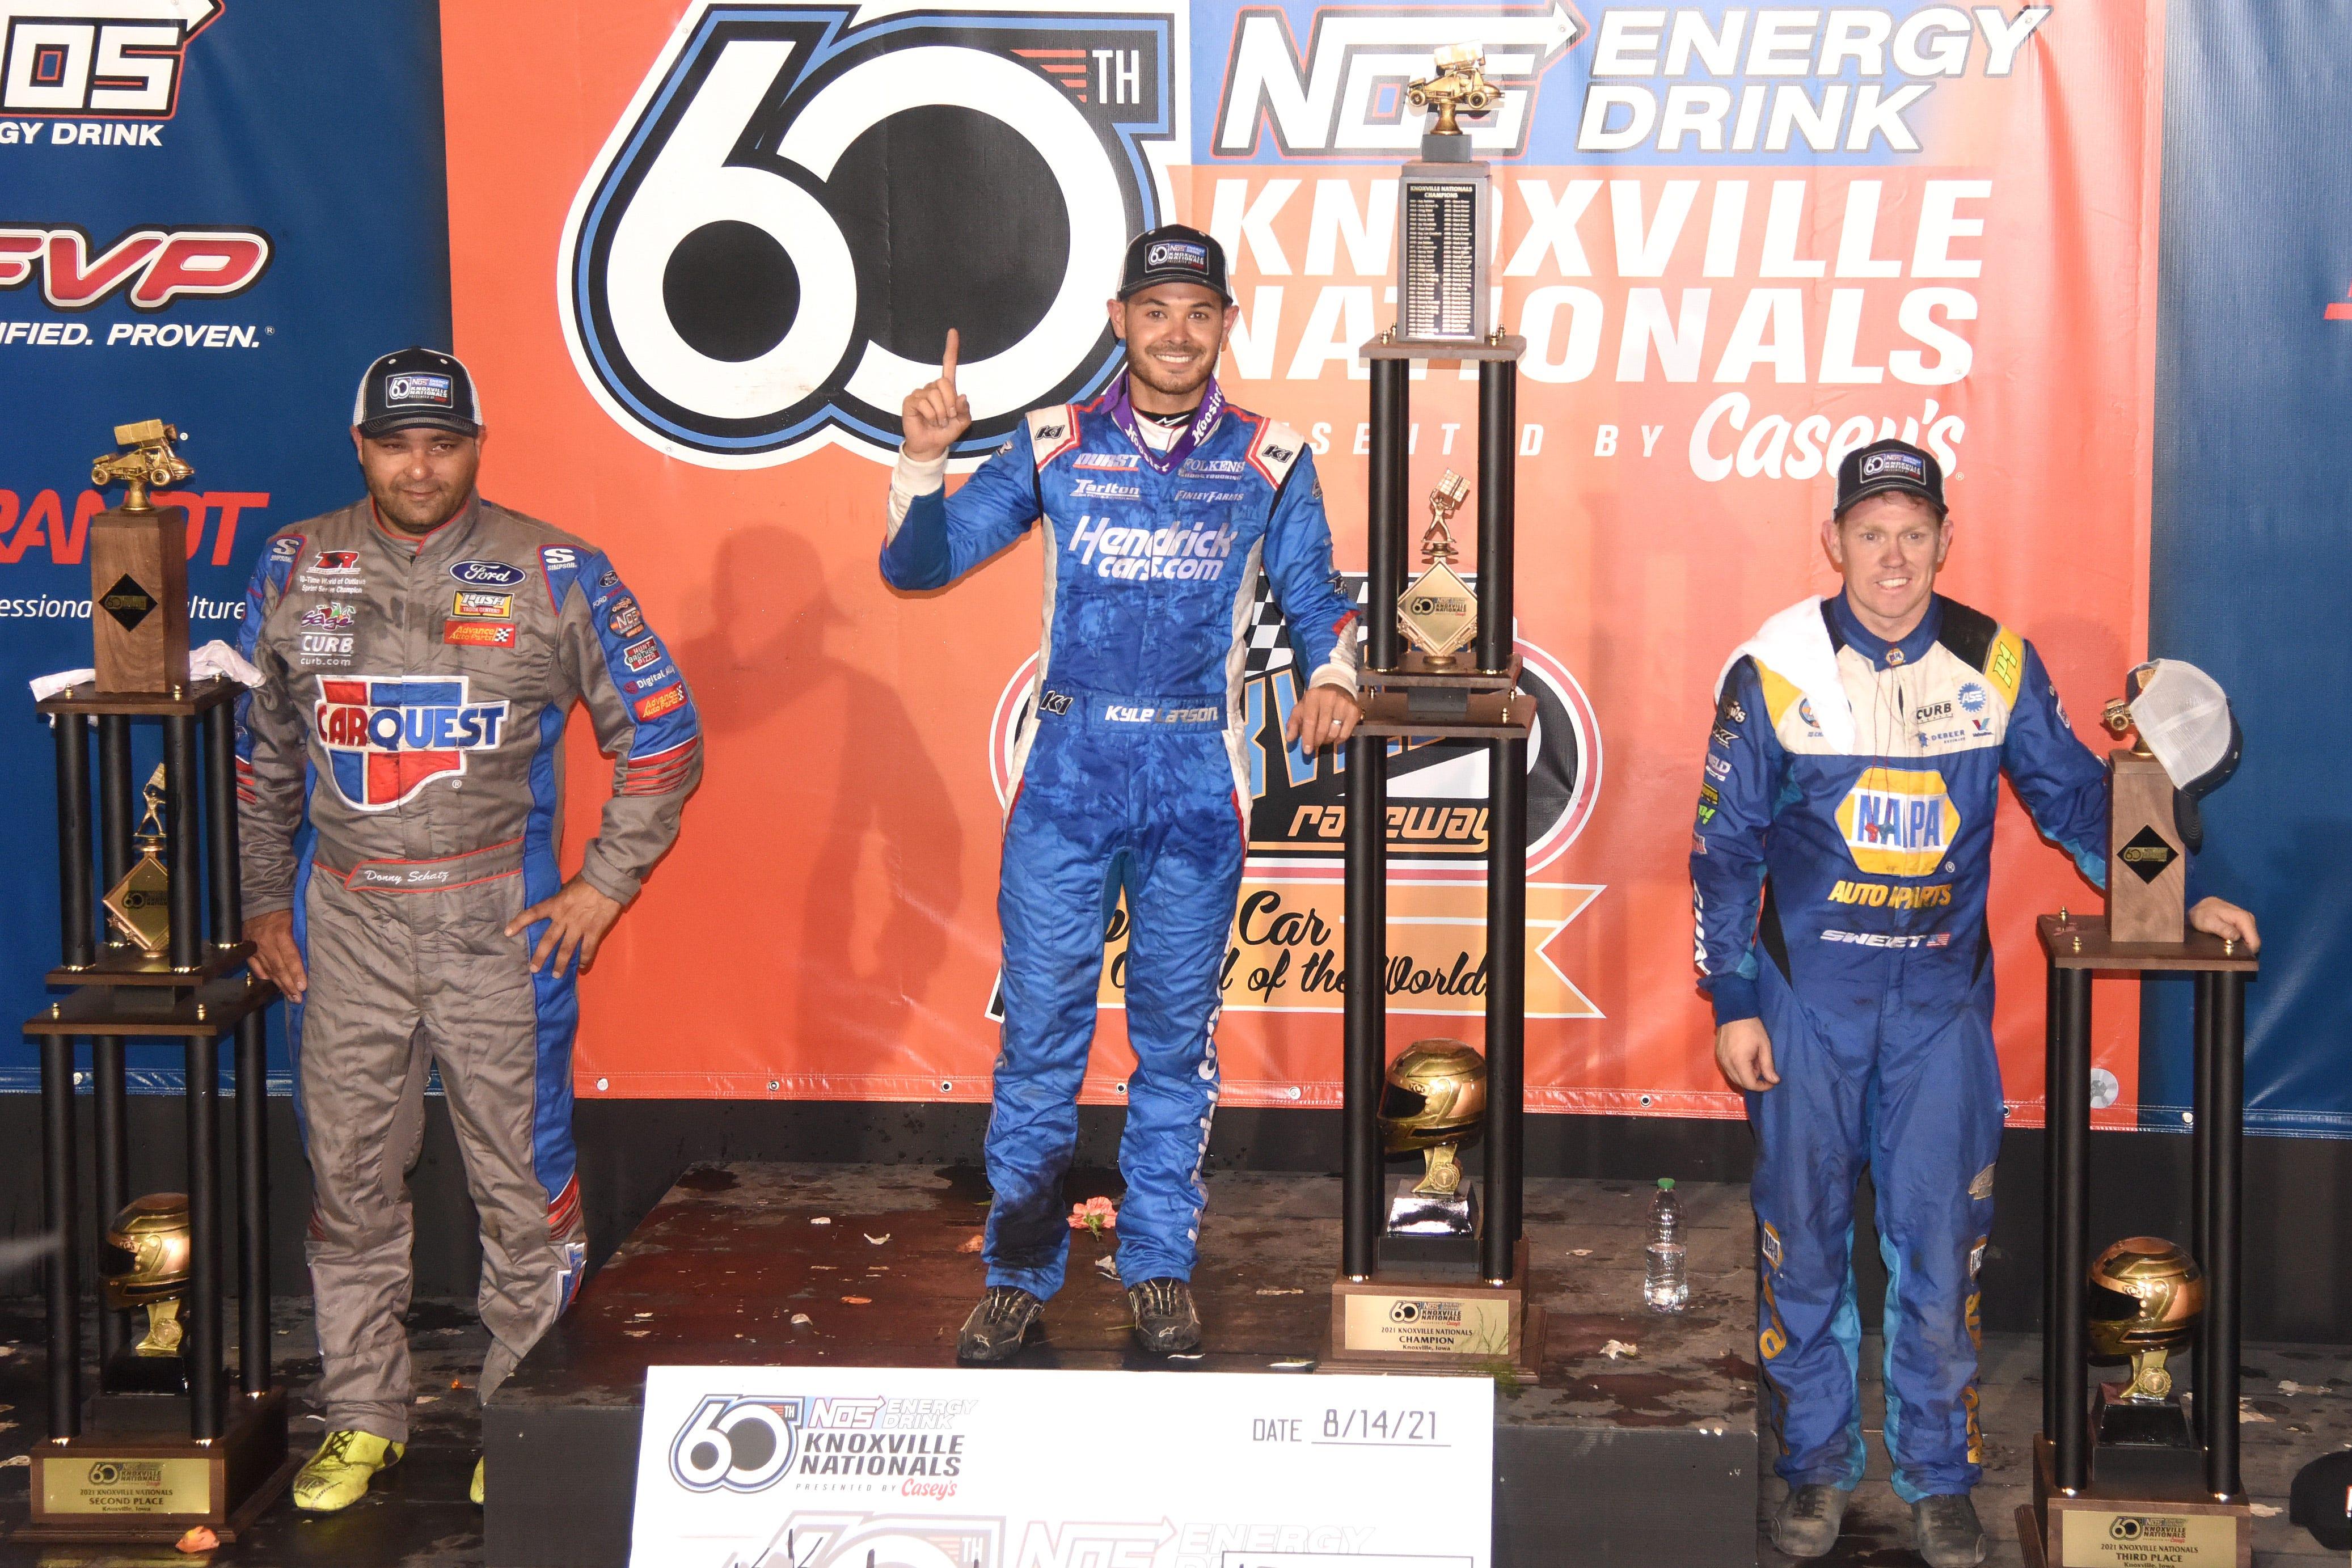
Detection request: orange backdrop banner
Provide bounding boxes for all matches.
[440,1,2158,1125]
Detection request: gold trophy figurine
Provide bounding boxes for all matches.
[89,420,192,513]
[1405,43,1499,137]
[1397,470,1477,668]
[102,766,173,958]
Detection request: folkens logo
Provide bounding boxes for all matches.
[313,676,509,810]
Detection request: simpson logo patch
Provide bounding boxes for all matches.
[1836,767,1960,877]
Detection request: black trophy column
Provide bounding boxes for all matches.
[1481,734,1526,1282]
[2206,973,2245,1500]
[184,1030,222,1440]
[205,702,272,1398]
[164,715,201,971]
[1342,733,1387,1279]
[2049,967,2092,1493]
[1366,360,1407,672]
[46,713,91,1437]
[94,715,133,1372]
[1475,362,1515,675]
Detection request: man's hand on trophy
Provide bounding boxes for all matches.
[243,910,306,1002]
[901,328,972,463]
[1715,1017,1780,1092]
[508,876,626,978]
[1285,683,1363,753]
[2189,897,2261,954]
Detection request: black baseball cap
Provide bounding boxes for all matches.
[1835,438,1944,517]
[353,346,483,438]
[1117,224,1231,303]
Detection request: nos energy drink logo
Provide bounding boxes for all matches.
[1836,766,1958,876]
[314,677,509,810]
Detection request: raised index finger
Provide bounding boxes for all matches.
[941,328,960,391]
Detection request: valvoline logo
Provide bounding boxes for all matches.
[314,676,509,810]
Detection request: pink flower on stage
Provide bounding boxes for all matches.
[1068,1197,1118,1236]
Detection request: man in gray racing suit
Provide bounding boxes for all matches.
[238,347,702,1510]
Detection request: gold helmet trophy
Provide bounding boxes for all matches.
[1376,1040,1488,1275]
[2085,1236,2204,1485]
[98,1193,194,1394]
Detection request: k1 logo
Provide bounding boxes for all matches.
[561,1,1183,468]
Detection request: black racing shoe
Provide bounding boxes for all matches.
[1911,1493,1987,1568]
[1126,1277,1202,1355]
[956,1286,1043,1363]
[1770,1484,1850,1558]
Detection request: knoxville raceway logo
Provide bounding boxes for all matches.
[563,0,1184,467]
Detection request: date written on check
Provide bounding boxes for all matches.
[1251,1408,1449,1445]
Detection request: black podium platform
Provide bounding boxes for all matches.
[484,1163,1760,1568]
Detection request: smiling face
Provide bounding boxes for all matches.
[1108,283,1235,411]
[353,426,482,535]
[1823,492,1951,639]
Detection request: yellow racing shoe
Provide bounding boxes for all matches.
[470,1456,484,1506]
[292,1429,404,1512]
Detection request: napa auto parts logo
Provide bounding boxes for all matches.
[0,0,221,128]
[561,0,1183,468]
[1214,1,1585,158]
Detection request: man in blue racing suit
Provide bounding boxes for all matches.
[880,226,1362,1359]
[1691,439,2258,1568]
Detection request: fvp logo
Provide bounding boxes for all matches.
[0,225,269,308]
[562,1,1183,468]
[1214,1,1584,158]
[1,0,219,118]
[1836,766,1958,877]
[670,1394,803,1493]
[313,677,509,811]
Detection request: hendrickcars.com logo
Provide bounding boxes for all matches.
[0,0,221,122]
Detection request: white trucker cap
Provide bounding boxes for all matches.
[2125,660,2242,852]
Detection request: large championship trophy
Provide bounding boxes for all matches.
[22,421,291,1542]
[2026,666,2255,1568]
[1329,43,1541,1374]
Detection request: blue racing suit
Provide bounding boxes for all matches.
[880,381,1359,1300]
[1691,593,2106,1502]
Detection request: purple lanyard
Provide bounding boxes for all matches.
[1101,373,1224,475]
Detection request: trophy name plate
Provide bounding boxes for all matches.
[2107,747,2185,944]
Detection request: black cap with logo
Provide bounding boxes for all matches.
[1117,224,1231,303]
[1834,437,1944,517]
[352,346,483,438]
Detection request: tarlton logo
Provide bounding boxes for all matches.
[0,0,220,120]
[561,0,1181,467]
[1836,766,1958,877]
[1215,2,1584,158]
[313,676,509,810]
[0,225,269,310]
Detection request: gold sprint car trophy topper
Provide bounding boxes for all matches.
[87,419,194,696]
[1395,43,1496,344]
[1397,470,1477,666]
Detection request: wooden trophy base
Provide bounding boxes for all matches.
[19,1386,296,1544]
[1326,1237,1543,1377]
[2019,1432,2250,1568]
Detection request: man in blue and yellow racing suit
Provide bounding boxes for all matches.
[880,225,1361,1360]
[1691,439,2258,1568]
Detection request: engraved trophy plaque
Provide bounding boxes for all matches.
[1395,43,1494,346]
[87,420,193,696]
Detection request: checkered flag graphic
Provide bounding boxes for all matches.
[1240,572,1375,679]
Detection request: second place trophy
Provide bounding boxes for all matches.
[1329,43,1542,1375]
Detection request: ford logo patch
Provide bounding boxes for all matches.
[449,560,526,588]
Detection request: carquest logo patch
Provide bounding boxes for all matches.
[313,676,509,810]
[1835,767,1959,877]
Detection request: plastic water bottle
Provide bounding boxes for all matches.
[1644,1177,1688,1312]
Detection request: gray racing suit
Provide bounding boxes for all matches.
[236,495,700,1441]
